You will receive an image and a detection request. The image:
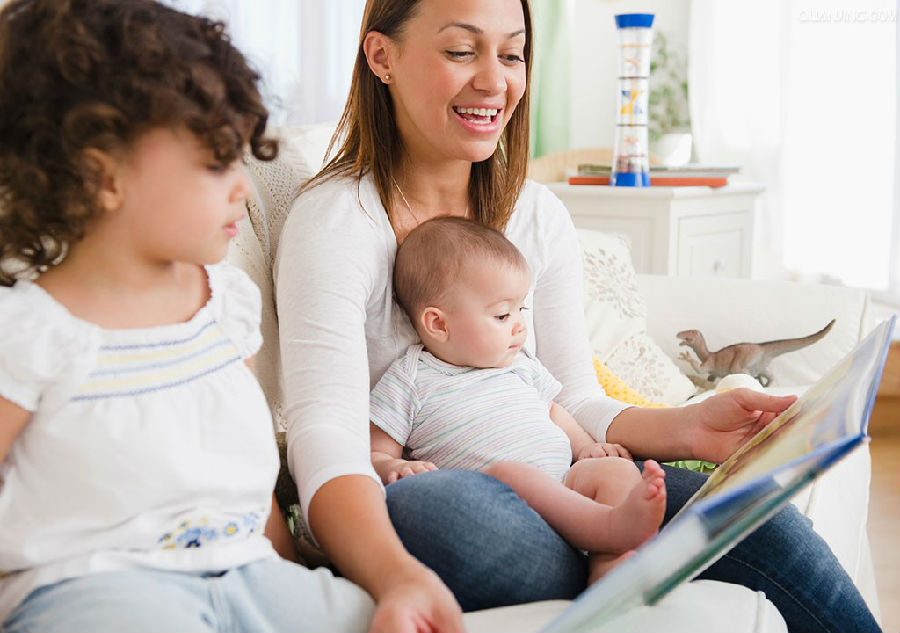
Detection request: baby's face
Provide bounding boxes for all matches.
[439,263,531,368]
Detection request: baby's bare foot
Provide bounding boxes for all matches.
[604,460,666,553]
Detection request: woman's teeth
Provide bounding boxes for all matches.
[453,106,499,124]
[454,106,499,117]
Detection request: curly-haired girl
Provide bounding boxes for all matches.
[0,1,374,631]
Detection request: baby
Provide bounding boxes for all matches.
[369,216,666,581]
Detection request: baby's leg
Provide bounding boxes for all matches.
[565,458,666,583]
[483,459,664,553]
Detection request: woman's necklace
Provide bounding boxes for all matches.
[392,177,469,227]
[392,177,422,226]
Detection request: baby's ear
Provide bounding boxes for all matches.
[83,148,124,213]
[420,307,449,343]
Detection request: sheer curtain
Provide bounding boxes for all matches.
[529,0,574,158]
[167,0,364,125]
[689,0,898,302]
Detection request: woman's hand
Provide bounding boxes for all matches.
[368,560,464,633]
[574,442,632,461]
[688,388,797,463]
[309,476,462,633]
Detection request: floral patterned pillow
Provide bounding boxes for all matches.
[578,229,696,405]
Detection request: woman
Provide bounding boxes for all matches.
[274,1,881,632]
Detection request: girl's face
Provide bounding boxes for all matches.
[386,0,527,167]
[113,128,251,266]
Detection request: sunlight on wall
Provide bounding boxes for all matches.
[689,0,898,297]
[781,2,897,290]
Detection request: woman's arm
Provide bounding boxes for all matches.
[525,188,632,441]
[0,396,30,464]
[607,389,796,463]
[274,189,462,632]
[603,405,697,461]
[309,475,460,633]
[527,186,794,462]
[275,191,385,524]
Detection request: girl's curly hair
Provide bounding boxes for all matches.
[0,0,278,285]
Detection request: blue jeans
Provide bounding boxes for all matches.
[386,466,881,633]
[1,558,373,633]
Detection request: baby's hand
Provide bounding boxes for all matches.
[575,442,633,461]
[381,458,438,484]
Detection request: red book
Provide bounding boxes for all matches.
[567,175,729,188]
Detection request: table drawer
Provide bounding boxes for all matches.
[677,213,751,277]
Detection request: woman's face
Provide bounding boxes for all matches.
[387,0,527,167]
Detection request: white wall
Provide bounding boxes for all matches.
[570,0,690,149]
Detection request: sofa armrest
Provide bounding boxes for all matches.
[635,274,870,387]
[634,274,880,617]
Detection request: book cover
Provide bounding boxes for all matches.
[538,316,896,633]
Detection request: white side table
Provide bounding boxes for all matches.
[547,182,764,277]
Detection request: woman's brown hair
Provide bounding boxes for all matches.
[0,0,278,286]
[305,0,533,232]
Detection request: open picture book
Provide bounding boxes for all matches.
[540,316,897,633]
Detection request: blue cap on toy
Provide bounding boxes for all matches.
[614,13,655,28]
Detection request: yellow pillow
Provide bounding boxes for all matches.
[593,358,716,474]
[593,357,668,408]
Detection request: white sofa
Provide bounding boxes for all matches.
[228,125,881,633]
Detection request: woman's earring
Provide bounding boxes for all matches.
[383,74,391,83]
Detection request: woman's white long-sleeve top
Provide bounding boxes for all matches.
[274,175,630,524]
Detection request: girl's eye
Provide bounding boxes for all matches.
[446,50,473,60]
[502,54,525,64]
[207,160,240,175]
[519,306,530,312]
[496,313,510,322]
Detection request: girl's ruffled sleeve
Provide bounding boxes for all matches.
[0,284,93,411]
[209,263,264,360]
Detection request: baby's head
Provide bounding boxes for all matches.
[394,216,531,368]
[0,0,277,285]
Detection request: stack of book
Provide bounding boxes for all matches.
[570,164,741,188]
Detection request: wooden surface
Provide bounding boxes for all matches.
[868,425,899,633]
[871,342,899,436]
[876,341,899,398]
[868,342,899,631]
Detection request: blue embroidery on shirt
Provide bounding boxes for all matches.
[157,511,265,549]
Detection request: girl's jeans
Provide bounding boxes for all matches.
[2,558,373,633]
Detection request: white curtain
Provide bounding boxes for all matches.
[166,0,364,125]
[689,0,898,302]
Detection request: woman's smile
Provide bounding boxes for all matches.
[452,104,503,133]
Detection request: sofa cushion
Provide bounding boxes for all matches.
[578,229,696,405]
[462,581,786,633]
[231,125,336,431]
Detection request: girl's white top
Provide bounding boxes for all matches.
[274,175,631,526]
[0,263,279,621]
